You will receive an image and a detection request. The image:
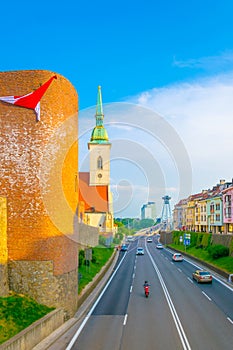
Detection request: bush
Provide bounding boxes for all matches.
[172,231,182,245]
[201,233,212,248]
[78,250,85,267]
[99,235,106,246]
[91,249,97,264]
[208,244,229,259]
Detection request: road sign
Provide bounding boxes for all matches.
[184,239,190,246]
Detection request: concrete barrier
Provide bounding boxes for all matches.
[0,309,64,350]
[228,274,233,283]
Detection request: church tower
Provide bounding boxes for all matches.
[88,86,111,186]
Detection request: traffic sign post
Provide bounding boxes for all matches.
[183,233,191,252]
[85,248,92,272]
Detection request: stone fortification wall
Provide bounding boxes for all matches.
[0,70,79,317]
[78,223,99,248]
[0,197,9,296]
[8,261,77,319]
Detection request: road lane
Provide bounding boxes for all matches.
[68,243,137,349]
[147,241,233,350]
[155,244,233,320]
[120,246,185,350]
[65,235,233,350]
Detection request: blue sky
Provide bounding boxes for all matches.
[2,1,233,108]
[2,1,233,217]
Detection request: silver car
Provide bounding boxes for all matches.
[172,253,184,262]
[136,247,144,255]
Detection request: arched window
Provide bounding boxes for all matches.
[97,156,103,169]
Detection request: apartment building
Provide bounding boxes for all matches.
[173,180,233,234]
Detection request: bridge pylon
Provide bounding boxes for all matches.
[161,195,172,231]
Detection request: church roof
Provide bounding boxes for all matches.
[89,86,111,144]
[79,172,109,212]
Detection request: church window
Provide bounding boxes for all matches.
[97,156,103,169]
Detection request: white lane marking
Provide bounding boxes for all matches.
[202,291,212,301]
[146,245,191,350]
[178,268,182,273]
[187,277,193,284]
[123,314,128,325]
[171,262,174,265]
[130,285,133,293]
[66,253,127,350]
[132,273,135,279]
[227,317,233,324]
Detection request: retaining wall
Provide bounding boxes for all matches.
[0,309,64,350]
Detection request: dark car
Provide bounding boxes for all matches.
[120,244,128,252]
[192,270,212,283]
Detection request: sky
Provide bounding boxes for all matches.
[1,1,233,218]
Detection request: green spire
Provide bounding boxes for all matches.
[90,86,110,144]
[96,85,103,117]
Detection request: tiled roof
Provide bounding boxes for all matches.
[79,172,109,212]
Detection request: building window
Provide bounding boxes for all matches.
[216,203,220,210]
[210,204,214,213]
[97,156,103,169]
[216,214,220,221]
[225,207,232,218]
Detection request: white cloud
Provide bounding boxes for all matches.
[79,73,233,217]
[129,73,233,197]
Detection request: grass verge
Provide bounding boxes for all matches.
[0,292,54,345]
[78,246,114,294]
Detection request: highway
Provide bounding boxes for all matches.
[62,236,233,350]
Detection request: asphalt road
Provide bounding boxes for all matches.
[52,236,233,350]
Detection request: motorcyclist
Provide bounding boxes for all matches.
[143,280,150,287]
[143,280,150,296]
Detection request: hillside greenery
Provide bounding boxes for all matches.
[0,293,54,345]
[170,231,233,274]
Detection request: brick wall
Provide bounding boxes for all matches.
[0,70,79,317]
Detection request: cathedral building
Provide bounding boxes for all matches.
[79,86,115,237]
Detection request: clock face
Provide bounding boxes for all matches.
[98,173,102,178]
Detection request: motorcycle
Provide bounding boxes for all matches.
[143,283,150,298]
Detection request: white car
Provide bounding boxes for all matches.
[156,243,163,249]
[136,247,144,255]
[147,237,153,243]
[172,253,184,262]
